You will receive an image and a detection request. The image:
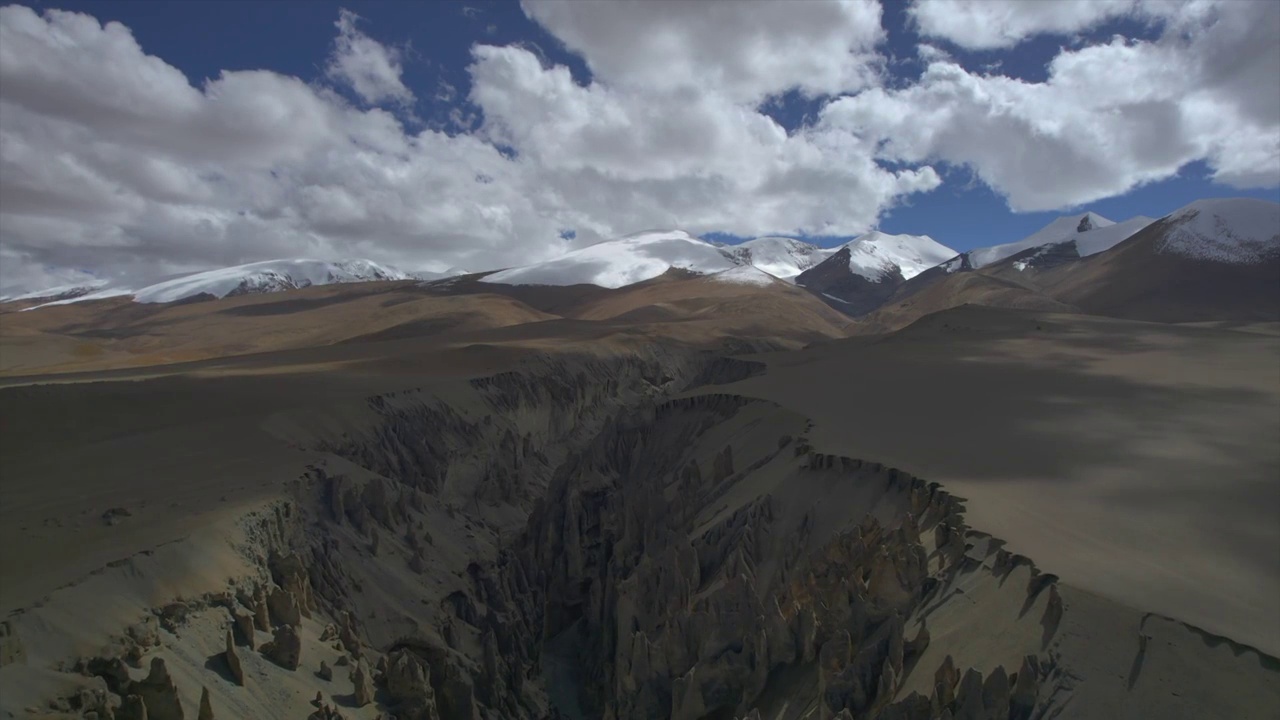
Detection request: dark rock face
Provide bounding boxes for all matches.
[224,630,245,686]
[341,377,1042,720]
[131,658,184,720]
[231,607,256,650]
[796,248,907,316]
[352,658,375,707]
[0,621,24,667]
[262,624,301,670]
[197,686,214,720]
[378,648,443,719]
[1011,656,1040,720]
[998,241,1082,273]
[118,695,149,720]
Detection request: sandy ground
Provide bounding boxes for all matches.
[728,305,1280,657]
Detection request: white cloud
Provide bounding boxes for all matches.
[0,3,947,295]
[467,43,939,238]
[910,0,1134,49]
[520,0,885,103]
[823,0,1280,210]
[325,8,414,106]
[908,0,1218,50]
[464,1,939,239]
[0,5,569,294]
[916,43,951,64]
[0,0,1275,296]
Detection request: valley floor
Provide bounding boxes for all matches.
[0,303,1276,719]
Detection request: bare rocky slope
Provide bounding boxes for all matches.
[1,332,1276,719]
[851,199,1279,333]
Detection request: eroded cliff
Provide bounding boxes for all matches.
[2,349,1276,719]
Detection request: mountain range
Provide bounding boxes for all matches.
[861,198,1279,331]
[5,198,1278,327]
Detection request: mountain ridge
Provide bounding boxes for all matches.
[8,198,1274,324]
[856,197,1280,331]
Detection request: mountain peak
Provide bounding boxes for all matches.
[130,259,410,304]
[966,212,1121,268]
[481,231,736,288]
[842,231,955,280]
[707,265,781,287]
[1157,198,1280,264]
[20,258,411,309]
[722,236,825,279]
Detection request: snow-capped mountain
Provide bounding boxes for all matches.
[1045,197,1280,322]
[707,265,783,287]
[480,230,739,288]
[966,212,1116,269]
[839,231,956,281]
[931,212,1155,278]
[873,198,1279,328]
[1,281,112,304]
[998,216,1157,272]
[719,237,827,280]
[1155,198,1280,263]
[132,259,410,303]
[20,259,412,309]
[23,287,134,308]
[795,231,957,315]
[414,267,471,282]
[479,229,954,295]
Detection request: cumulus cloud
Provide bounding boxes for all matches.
[0,0,1276,296]
[908,0,1215,50]
[0,5,567,293]
[915,43,952,64]
[325,8,414,105]
[0,2,943,295]
[468,42,939,238]
[824,0,1280,210]
[520,0,885,102]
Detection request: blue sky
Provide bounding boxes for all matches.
[1,0,1277,290]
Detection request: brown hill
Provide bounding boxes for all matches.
[1034,214,1280,322]
[0,268,852,377]
[852,270,1074,334]
[568,269,851,341]
[856,200,1280,331]
[0,281,556,376]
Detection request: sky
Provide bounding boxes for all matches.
[1,0,1277,293]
